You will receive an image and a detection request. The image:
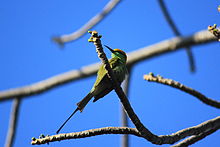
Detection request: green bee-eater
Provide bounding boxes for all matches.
[56,45,128,134]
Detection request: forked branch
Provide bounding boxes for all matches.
[31,115,220,145]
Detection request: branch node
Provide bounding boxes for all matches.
[208,24,220,41]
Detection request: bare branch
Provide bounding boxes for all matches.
[52,0,121,45]
[31,127,141,145]
[143,73,220,109]
[5,98,21,147]
[121,67,132,147]
[0,30,217,102]
[126,30,216,65]
[172,128,219,147]
[87,30,158,143]
[30,116,220,145]
[158,0,195,72]
[0,63,100,101]
[158,0,180,36]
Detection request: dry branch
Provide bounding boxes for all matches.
[85,31,220,145]
[31,127,141,145]
[0,30,217,102]
[121,67,132,147]
[143,73,220,109]
[0,63,100,101]
[158,0,195,72]
[5,98,21,147]
[31,116,220,145]
[52,0,121,45]
[87,31,159,143]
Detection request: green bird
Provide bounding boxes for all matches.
[56,45,128,134]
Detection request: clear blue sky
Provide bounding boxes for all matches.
[0,0,219,147]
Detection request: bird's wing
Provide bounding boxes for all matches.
[91,58,120,100]
[94,58,119,87]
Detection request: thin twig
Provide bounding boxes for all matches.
[5,98,21,147]
[172,128,219,147]
[0,30,216,102]
[158,0,195,72]
[52,0,121,46]
[143,73,220,109]
[31,116,220,145]
[121,67,132,147]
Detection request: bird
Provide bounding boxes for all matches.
[56,45,128,134]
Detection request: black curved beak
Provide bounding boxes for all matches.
[104,45,114,53]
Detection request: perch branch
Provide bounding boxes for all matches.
[31,116,220,145]
[0,30,217,101]
[143,73,220,109]
[87,31,220,145]
[88,30,159,143]
[158,0,195,72]
[52,0,121,45]
[5,98,21,147]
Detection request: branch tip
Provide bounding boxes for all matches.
[143,73,220,109]
[208,24,220,41]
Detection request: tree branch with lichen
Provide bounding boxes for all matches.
[143,72,220,109]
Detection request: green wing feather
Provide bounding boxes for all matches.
[91,57,127,95]
[93,58,119,88]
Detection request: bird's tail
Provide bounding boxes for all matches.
[56,107,78,134]
[56,92,93,134]
[77,92,93,112]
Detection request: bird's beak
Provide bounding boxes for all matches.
[104,45,114,53]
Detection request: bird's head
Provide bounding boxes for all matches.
[104,45,127,63]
